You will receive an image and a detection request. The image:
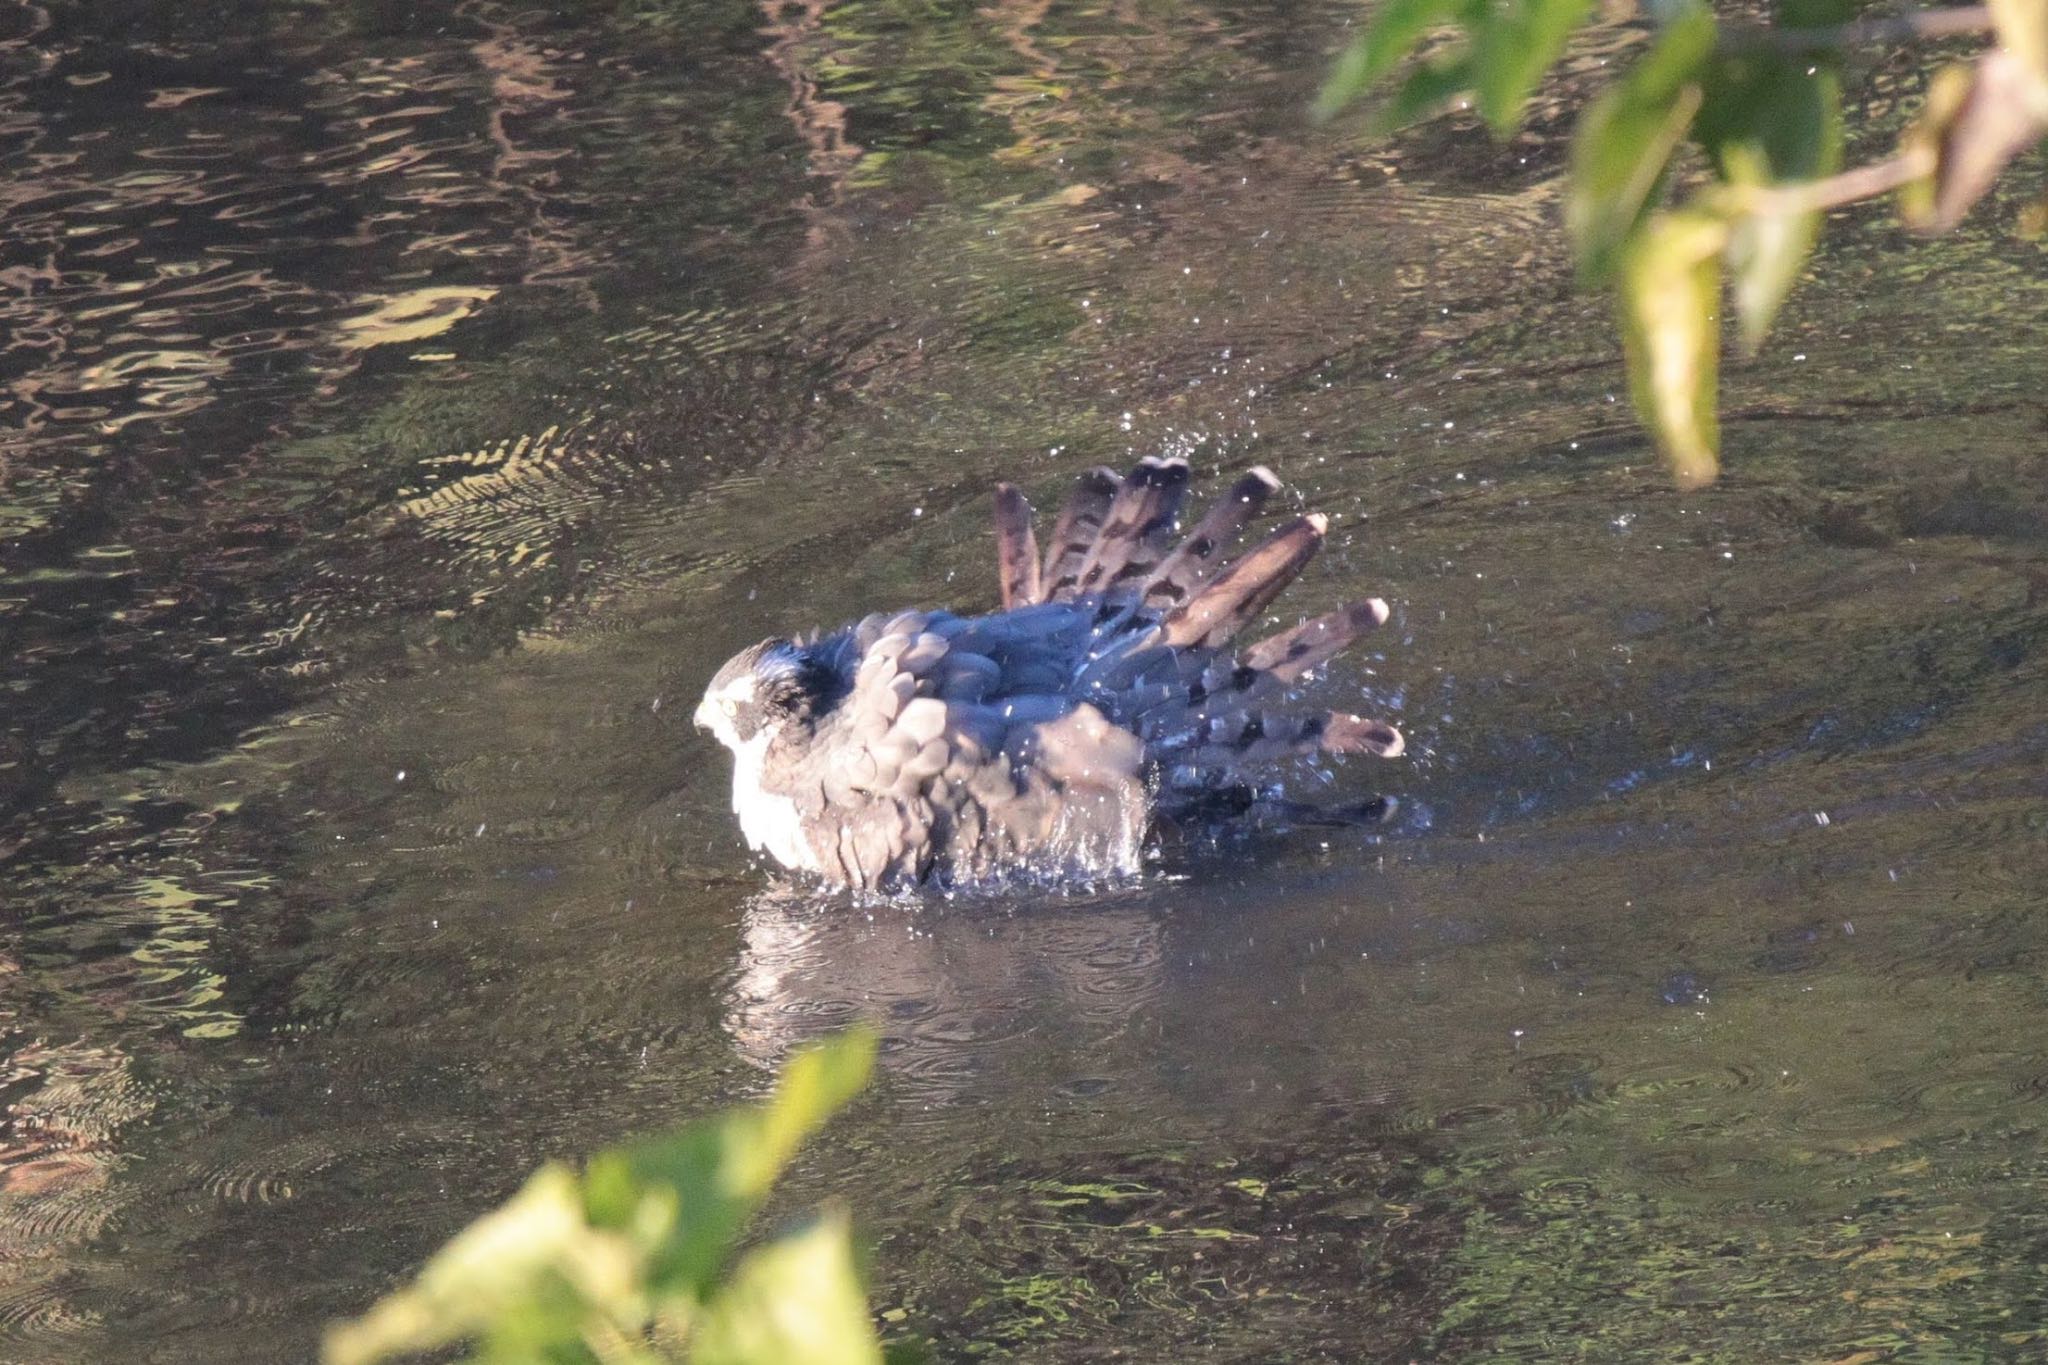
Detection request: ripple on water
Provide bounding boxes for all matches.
[1890,1048,2048,1127]
[0,1280,102,1343]
[161,1138,337,1210]
[1035,914,1167,1017]
[1607,1060,1772,1104]
[1507,1049,1606,1118]
[0,1158,113,1250]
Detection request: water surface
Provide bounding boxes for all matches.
[4,0,2048,1360]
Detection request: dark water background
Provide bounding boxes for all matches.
[4,0,2047,1359]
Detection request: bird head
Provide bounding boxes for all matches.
[694,639,833,752]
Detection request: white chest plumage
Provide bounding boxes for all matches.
[728,731,815,872]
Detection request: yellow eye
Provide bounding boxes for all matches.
[720,698,739,718]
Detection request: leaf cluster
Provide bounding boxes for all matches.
[323,1030,887,1365]
[1320,0,2048,487]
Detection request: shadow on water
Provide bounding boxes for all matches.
[3,0,2048,1360]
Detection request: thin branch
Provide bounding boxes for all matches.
[1745,150,1937,215]
[1724,6,1994,53]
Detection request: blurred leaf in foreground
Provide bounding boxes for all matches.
[324,1029,880,1365]
[1370,52,1482,132]
[1469,0,1596,134]
[1317,0,2048,489]
[1618,209,1729,489]
[1474,0,1597,133]
[1697,53,1844,350]
[1899,51,2048,233]
[692,1211,877,1365]
[1314,0,1466,122]
[1316,0,1592,132]
[1566,8,1718,283]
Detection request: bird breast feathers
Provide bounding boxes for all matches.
[729,729,814,871]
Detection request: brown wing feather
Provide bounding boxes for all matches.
[1176,708,1403,768]
[1040,466,1121,602]
[1071,457,1190,601]
[1239,598,1390,681]
[1138,466,1279,612]
[992,482,1040,609]
[1159,513,1327,651]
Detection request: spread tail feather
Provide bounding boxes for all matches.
[1171,598,1392,733]
[1240,598,1390,683]
[993,482,1040,609]
[1174,708,1403,768]
[1159,513,1327,651]
[988,463,1402,773]
[1040,466,1121,601]
[1070,456,1189,601]
[1139,466,1279,612]
[1322,711,1405,758]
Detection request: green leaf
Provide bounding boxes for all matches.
[1696,53,1844,185]
[1470,0,1596,136]
[1617,209,1729,490]
[1313,0,1466,123]
[1566,7,1718,282]
[1366,54,1480,134]
[323,1164,619,1365]
[613,1026,877,1298]
[1696,56,1843,350]
[1899,62,1978,229]
[1721,166,1818,355]
[323,1029,880,1365]
[740,1027,877,1194]
[693,1211,884,1365]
